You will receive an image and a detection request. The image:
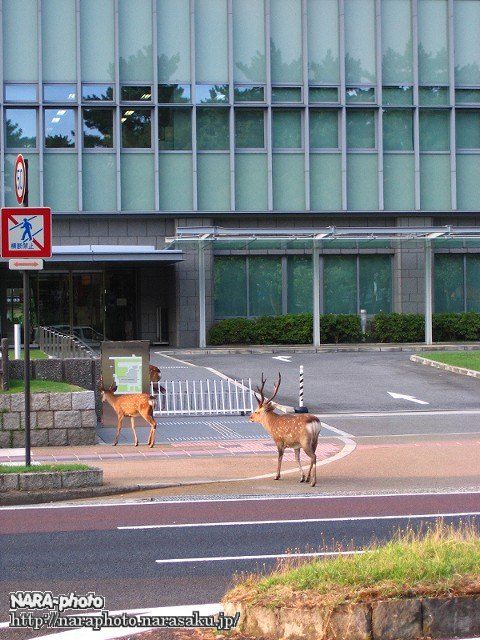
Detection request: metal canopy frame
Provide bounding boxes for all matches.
[167,226,480,349]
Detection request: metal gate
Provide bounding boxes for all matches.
[151,377,254,417]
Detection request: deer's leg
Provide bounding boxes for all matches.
[130,417,138,446]
[294,448,305,482]
[143,410,157,448]
[113,414,124,446]
[275,445,284,480]
[304,446,317,487]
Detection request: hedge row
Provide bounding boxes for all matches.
[208,312,480,345]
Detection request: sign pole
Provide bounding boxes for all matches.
[23,269,31,466]
[23,160,31,466]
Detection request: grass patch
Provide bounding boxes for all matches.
[7,350,48,360]
[0,379,84,394]
[225,522,480,609]
[423,351,480,372]
[0,463,90,474]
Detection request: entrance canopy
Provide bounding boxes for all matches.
[167,225,480,349]
[49,245,183,263]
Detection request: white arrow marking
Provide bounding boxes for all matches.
[273,355,291,362]
[388,392,429,405]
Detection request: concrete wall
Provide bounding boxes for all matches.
[0,390,96,448]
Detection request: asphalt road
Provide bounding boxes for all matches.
[175,351,480,413]
[1,493,480,618]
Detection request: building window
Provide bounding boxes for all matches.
[82,84,114,101]
[272,87,302,103]
[214,257,248,317]
[214,254,392,319]
[5,108,37,148]
[158,84,191,103]
[382,86,413,106]
[195,84,229,104]
[435,254,480,312]
[419,109,450,151]
[83,108,114,148]
[235,109,265,149]
[309,110,339,149]
[272,109,302,149]
[383,109,413,151]
[44,108,76,148]
[309,87,339,103]
[234,85,265,102]
[456,110,480,150]
[4,84,37,102]
[121,108,152,148]
[196,108,229,150]
[346,87,376,103]
[43,84,77,102]
[121,85,152,101]
[324,255,392,314]
[158,108,192,150]
[346,109,376,149]
[287,256,313,314]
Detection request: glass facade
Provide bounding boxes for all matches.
[0,0,478,213]
[214,254,393,319]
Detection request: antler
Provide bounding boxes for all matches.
[266,372,282,404]
[99,375,105,391]
[256,373,267,405]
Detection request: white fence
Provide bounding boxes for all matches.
[151,378,254,417]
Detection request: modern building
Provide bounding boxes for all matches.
[1,0,480,347]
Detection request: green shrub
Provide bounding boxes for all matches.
[208,311,480,345]
[372,312,424,343]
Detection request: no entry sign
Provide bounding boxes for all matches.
[14,154,27,205]
[1,207,52,258]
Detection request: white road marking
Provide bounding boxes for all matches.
[357,431,480,439]
[319,420,355,439]
[0,604,222,638]
[155,550,363,564]
[387,392,429,405]
[119,511,480,530]
[315,409,480,418]
[2,490,480,510]
[272,355,292,362]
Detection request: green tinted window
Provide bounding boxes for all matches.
[214,257,247,317]
[347,110,375,148]
[158,108,191,150]
[121,108,151,148]
[419,110,450,151]
[196,108,229,150]
[466,256,480,312]
[309,110,338,148]
[382,86,413,105]
[434,255,464,312]
[359,256,392,313]
[287,256,313,313]
[308,87,339,103]
[272,110,302,148]
[324,256,357,314]
[235,109,265,148]
[249,257,282,316]
[383,109,413,151]
[419,87,449,105]
[456,111,480,150]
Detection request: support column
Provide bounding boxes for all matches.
[313,244,320,347]
[198,241,206,349]
[425,240,433,345]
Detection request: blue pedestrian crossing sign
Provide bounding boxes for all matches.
[1,207,52,258]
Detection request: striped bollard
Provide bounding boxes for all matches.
[295,365,309,413]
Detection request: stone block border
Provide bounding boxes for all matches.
[0,468,103,492]
[224,595,480,640]
[0,390,97,448]
[410,354,480,378]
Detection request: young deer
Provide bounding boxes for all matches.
[99,376,157,448]
[249,373,321,487]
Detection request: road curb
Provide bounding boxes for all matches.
[410,354,480,379]
[158,342,480,356]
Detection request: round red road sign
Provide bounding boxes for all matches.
[14,154,27,205]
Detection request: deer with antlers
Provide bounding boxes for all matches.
[99,376,157,447]
[249,373,321,487]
